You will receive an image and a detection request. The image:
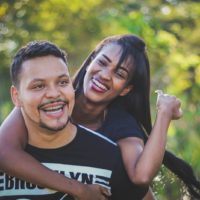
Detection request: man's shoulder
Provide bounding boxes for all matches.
[76,124,120,158]
[77,125,117,146]
[74,125,122,170]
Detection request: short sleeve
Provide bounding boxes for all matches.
[98,105,146,142]
[110,150,148,200]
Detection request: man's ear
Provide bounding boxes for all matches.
[119,85,133,96]
[10,85,21,107]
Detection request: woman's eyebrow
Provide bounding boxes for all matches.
[102,54,112,63]
[102,54,129,74]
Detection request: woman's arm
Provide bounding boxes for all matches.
[118,109,171,185]
[0,107,110,200]
[117,93,182,199]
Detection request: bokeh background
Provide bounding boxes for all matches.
[0,0,200,199]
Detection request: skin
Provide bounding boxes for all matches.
[0,44,182,200]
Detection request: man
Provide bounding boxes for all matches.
[0,41,147,200]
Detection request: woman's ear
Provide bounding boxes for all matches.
[120,85,133,96]
[10,85,21,107]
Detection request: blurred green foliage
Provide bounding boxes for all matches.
[0,0,200,199]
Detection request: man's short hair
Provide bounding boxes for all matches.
[10,41,67,88]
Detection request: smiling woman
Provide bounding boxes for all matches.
[72,34,200,199]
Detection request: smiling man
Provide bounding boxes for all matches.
[11,53,75,148]
[0,41,147,200]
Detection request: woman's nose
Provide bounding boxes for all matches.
[99,68,112,81]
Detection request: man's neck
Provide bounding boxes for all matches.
[26,122,77,149]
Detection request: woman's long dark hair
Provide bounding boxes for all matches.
[72,34,200,198]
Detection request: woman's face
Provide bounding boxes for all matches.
[83,43,134,104]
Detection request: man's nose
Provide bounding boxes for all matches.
[45,86,60,98]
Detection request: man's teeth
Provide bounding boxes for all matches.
[93,79,108,90]
[43,105,63,112]
[46,109,62,114]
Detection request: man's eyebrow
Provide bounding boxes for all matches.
[30,74,69,82]
[58,74,70,79]
[102,54,112,63]
[30,78,44,82]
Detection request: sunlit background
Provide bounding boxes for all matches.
[0,0,200,199]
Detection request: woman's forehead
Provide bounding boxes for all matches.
[99,43,122,57]
[100,43,133,65]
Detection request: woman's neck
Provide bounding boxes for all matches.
[72,94,108,130]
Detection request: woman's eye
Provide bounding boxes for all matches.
[116,71,126,79]
[97,59,107,66]
[115,67,129,79]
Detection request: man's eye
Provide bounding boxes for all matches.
[32,84,44,90]
[59,80,69,86]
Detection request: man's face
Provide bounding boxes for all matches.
[11,55,75,132]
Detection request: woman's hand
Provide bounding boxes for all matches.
[155,90,183,120]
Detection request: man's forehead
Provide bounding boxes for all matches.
[22,55,68,71]
[19,56,69,82]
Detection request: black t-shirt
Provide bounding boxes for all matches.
[98,104,146,142]
[0,125,147,200]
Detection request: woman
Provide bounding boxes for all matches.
[0,34,199,199]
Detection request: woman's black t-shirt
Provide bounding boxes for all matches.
[97,104,146,142]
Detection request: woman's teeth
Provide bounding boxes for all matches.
[92,79,108,90]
